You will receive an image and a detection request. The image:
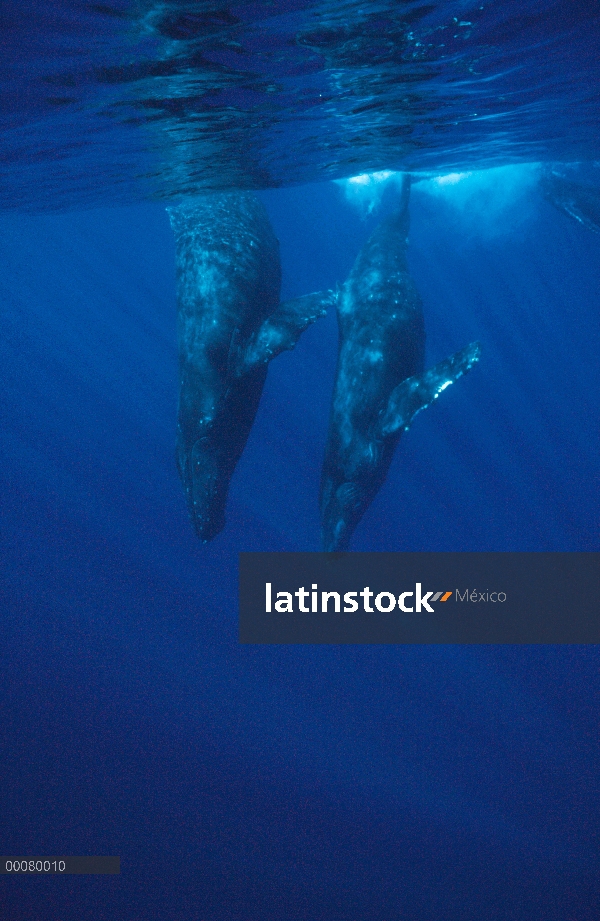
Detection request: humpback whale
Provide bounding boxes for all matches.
[541,169,600,234]
[320,175,481,552]
[169,192,334,542]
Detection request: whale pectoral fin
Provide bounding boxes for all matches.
[379,341,482,437]
[236,290,336,374]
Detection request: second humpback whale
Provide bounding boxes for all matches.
[541,169,600,234]
[320,175,481,552]
[169,192,335,542]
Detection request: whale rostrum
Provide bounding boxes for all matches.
[320,175,481,552]
[169,192,335,542]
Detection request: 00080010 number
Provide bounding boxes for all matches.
[5,860,66,872]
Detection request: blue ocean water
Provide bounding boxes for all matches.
[1,3,599,920]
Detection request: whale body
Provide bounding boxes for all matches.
[169,192,334,541]
[320,175,481,551]
[541,170,600,234]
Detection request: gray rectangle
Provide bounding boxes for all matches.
[239,552,599,644]
[1,857,120,875]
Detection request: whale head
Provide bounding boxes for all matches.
[176,435,228,543]
[320,447,390,552]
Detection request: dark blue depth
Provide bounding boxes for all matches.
[1,174,599,920]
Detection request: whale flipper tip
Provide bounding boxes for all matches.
[379,340,481,437]
[236,290,336,374]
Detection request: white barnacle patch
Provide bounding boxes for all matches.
[365,348,384,363]
[438,379,452,393]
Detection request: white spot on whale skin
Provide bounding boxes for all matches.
[438,380,452,392]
